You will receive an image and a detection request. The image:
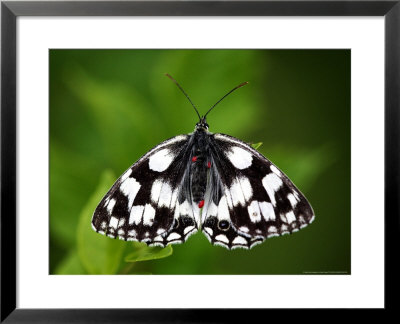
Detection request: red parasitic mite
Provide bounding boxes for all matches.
[207,161,211,168]
[198,200,205,208]
[192,156,198,162]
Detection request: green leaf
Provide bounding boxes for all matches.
[50,141,102,249]
[77,170,127,274]
[251,142,263,150]
[125,243,173,262]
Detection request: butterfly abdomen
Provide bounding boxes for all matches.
[190,130,211,205]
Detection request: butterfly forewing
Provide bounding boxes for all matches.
[201,133,314,249]
[92,134,199,246]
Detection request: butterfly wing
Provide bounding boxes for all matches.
[202,133,315,249]
[92,134,199,247]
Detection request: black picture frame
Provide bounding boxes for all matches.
[1,0,398,321]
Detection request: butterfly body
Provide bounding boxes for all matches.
[92,77,315,249]
[189,126,210,206]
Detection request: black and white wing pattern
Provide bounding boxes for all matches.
[92,75,315,250]
[201,133,315,249]
[92,134,199,247]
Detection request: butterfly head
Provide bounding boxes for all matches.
[195,117,209,131]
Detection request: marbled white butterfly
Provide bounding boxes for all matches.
[92,74,315,249]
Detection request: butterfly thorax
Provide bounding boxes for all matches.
[190,128,211,206]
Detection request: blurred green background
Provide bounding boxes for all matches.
[50,49,350,275]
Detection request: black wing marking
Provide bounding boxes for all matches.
[92,134,199,247]
[201,133,314,249]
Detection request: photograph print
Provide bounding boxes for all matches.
[50,49,350,275]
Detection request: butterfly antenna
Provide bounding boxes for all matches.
[165,73,201,121]
[204,81,249,118]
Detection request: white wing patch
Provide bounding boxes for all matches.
[223,186,233,209]
[142,204,156,226]
[229,178,247,206]
[285,211,297,224]
[106,198,116,214]
[120,177,141,208]
[239,226,249,233]
[167,232,181,241]
[109,216,119,229]
[262,173,283,206]
[217,196,230,220]
[150,179,163,204]
[239,176,253,201]
[184,226,195,235]
[206,202,218,218]
[270,165,282,176]
[148,148,175,172]
[151,180,173,208]
[177,200,191,218]
[226,146,253,169]
[121,168,132,182]
[232,236,247,245]
[158,183,173,207]
[215,234,229,244]
[259,201,275,221]
[247,200,262,223]
[129,205,144,225]
[287,193,299,208]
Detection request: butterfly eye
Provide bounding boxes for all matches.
[218,220,230,231]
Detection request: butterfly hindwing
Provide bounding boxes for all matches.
[201,133,314,249]
[91,134,199,246]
